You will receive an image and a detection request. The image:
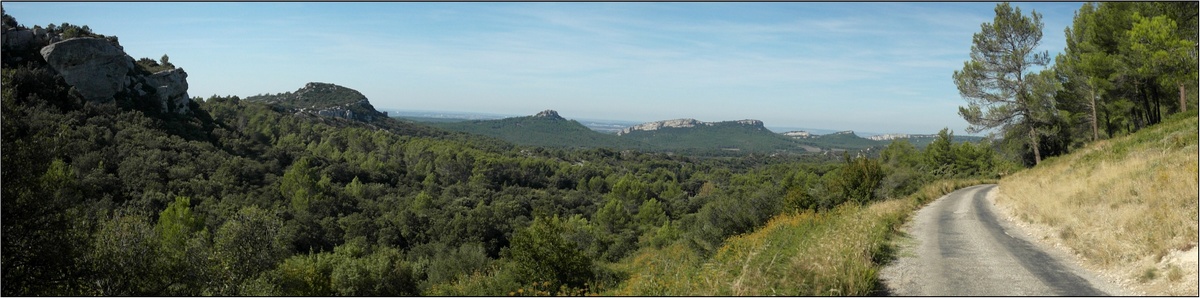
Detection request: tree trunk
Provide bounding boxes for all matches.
[1136,80,1149,130]
[1181,83,1188,113]
[1028,126,1041,165]
[1152,83,1162,124]
[1103,109,1113,138]
[1090,87,1099,141]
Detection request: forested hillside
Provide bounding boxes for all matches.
[0,11,1008,296]
[4,1,1191,296]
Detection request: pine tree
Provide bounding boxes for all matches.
[953,2,1056,165]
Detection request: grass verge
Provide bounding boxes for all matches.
[996,111,1198,296]
[608,178,991,296]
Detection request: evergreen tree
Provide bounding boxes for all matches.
[954,2,1056,165]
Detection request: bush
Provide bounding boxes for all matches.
[505,216,594,290]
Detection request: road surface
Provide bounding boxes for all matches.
[879,184,1122,296]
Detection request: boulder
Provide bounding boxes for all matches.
[39,37,133,102]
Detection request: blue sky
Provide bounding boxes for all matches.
[4,2,1083,135]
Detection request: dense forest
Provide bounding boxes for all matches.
[2,1,1195,296]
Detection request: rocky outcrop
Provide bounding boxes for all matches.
[2,28,34,51]
[534,109,564,120]
[37,37,191,114]
[39,37,133,102]
[146,68,190,113]
[1,26,62,52]
[618,118,765,136]
[619,119,703,135]
[733,119,764,127]
[304,98,383,122]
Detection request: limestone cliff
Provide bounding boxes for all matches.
[617,118,765,136]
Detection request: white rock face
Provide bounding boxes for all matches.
[618,118,764,136]
[866,133,937,141]
[867,133,909,141]
[782,131,812,138]
[618,118,702,135]
[40,37,133,102]
[734,119,764,127]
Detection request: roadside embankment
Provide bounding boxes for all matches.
[995,112,1199,296]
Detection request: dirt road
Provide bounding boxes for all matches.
[879,185,1125,296]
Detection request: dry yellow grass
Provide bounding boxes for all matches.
[997,113,1198,296]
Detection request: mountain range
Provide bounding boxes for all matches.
[238,82,982,154]
[409,109,984,154]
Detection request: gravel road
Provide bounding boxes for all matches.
[879,184,1125,296]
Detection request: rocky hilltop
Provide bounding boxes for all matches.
[2,27,194,114]
[246,82,388,123]
[618,118,765,136]
[533,109,565,120]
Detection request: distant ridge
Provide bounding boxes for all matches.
[408,110,988,154]
[616,118,797,153]
[428,109,637,149]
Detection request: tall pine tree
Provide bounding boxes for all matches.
[954,2,1056,165]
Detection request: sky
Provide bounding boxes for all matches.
[4,2,1084,135]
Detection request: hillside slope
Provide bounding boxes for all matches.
[619,119,803,153]
[995,112,1198,296]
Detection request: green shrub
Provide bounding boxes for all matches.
[506,216,595,290]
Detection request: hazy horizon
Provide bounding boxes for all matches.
[5,2,1082,135]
